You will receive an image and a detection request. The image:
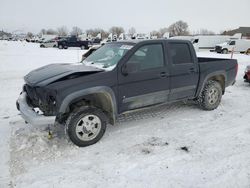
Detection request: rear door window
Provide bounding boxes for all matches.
[169,43,193,65]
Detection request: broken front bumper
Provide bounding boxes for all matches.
[16,92,56,125]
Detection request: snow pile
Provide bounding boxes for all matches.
[1,41,250,187]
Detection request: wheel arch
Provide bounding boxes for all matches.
[58,86,117,125]
[197,71,227,97]
[222,48,228,54]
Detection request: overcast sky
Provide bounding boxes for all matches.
[0,0,249,34]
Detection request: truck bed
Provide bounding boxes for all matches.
[197,57,237,89]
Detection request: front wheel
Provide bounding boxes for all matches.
[58,44,63,49]
[246,48,250,55]
[65,107,107,147]
[222,49,228,54]
[197,80,222,110]
[81,45,87,50]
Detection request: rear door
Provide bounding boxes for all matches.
[167,41,199,100]
[118,42,170,113]
[69,37,77,47]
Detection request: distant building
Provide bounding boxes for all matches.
[222,27,250,39]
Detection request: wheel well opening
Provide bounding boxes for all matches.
[68,92,115,125]
[208,75,225,94]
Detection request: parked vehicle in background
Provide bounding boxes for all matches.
[16,39,238,147]
[215,39,250,54]
[40,39,57,48]
[192,33,242,51]
[91,37,102,45]
[40,34,58,43]
[54,36,67,41]
[100,38,115,45]
[57,36,90,49]
[244,65,250,83]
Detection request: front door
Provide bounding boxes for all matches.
[118,43,170,113]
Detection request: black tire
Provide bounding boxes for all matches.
[246,48,250,55]
[81,45,87,50]
[222,49,228,54]
[40,45,45,48]
[197,80,222,110]
[58,45,63,49]
[65,107,107,147]
[64,46,68,49]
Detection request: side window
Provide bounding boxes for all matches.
[127,44,164,71]
[229,41,236,45]
[169,43,193,65]
[193,39,199,44]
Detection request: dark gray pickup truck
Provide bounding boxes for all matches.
[17,39,238,147]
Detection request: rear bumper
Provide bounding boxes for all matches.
[16,92,56,125]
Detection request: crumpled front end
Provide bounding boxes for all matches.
[16,91,56,126]
[16,83,58,125]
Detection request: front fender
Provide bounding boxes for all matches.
[58,86,118,120]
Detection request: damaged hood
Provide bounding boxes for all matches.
[24,63,103,87]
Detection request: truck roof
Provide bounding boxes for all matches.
[111,39,191,45]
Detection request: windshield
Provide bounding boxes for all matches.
[82,43,134,70]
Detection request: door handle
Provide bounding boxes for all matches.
[160,72,167,77]
[189,68,196,73]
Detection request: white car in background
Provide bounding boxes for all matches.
[215,39,250,54]
[40,39,57,48]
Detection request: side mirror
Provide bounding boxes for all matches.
[121,61,140,76]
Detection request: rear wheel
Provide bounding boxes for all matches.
[66,107,107,147]
[197,80,222,110]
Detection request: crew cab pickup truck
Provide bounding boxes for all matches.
[57,36,90,49]
[16,39,238,147]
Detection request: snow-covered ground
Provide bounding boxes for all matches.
[0,41,250,188]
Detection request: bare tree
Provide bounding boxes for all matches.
[150,30,161,38]
[71,26,82,36]
[39,29,46,36]
[195,28,215,35]
[86,28,109,38]
[128,27,136,37]
[27,32,34,39]
[168,20,189,36]
[158,27,168,38]
[46,29,57,35]
[57,26,68,36]
[109,26,125,36]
